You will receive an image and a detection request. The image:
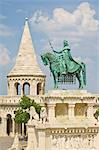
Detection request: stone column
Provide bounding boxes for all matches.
[30,80,33,95]
[30,80,37,95]
[38,127,46,150]
[22,123,24,136]
[47,104,56,123]
[87,103,94,119]
[26,121,37,150]
[41,82,45,95]
[7,80,10,96]
[45,132,51,150]
[18,123,22,135]
[12,118,15,136]
[68,103,75,120]
[10,81,14,96]
[2,117,7,136]
[8,81,11,96]
[21,84,24,96]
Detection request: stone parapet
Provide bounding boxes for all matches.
[36,124,99,150]
[42,90,96,105]
[0,95,44,105]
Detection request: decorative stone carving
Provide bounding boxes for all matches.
[40,107,47,123]
[8,133,19,150]
[51,136,57,150]
[30,106,39,121]
[51,134,97,150]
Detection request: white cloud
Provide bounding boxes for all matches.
[0,24,13,37]
[0,44,10,66]
[30,2,99,52]
[31,2,99,32]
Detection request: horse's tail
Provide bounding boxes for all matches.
[81,63,86,86]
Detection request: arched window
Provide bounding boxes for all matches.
[7,114,12,136]
[14,82,21,95]
[23,82,30,95]
[37,83,42,95]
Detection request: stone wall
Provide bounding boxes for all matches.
[26,122,99,150]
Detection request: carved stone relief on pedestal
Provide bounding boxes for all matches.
[51,134,96,150]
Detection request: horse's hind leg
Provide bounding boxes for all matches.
[76,69,83,89]
[76,73,81,89]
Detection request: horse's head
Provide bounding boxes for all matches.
[41,53,49,66]
[41,52,54,66]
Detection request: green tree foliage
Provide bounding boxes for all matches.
[20,96,32,109]
[94,97,99,120]
[15,96,41,124]
[15,109,30,124]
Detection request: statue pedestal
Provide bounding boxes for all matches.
[26,120,38,150]
[44,89,96,127]
[37,124,46,150]
[26,120,47,150]
[47,89,91,96]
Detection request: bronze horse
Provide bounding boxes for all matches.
[41,52,86,89]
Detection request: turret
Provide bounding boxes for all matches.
[7,18,45,96]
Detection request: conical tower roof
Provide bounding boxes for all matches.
[8,19,44,77]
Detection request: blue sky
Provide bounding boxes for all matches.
[0,0,99,95]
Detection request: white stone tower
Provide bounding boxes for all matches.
[7,18,46,96]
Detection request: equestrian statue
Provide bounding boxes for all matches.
[41,40,86,89]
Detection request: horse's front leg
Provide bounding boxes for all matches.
[53,72,58,89]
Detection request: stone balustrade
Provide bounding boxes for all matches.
[0,96,20,105]
[0,95,43,105]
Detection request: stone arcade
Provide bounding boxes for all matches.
[0,19,99,150]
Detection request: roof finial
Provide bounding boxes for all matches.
[25,17,28,21]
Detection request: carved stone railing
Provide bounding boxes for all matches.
[46,127,99,150]
[0,96,20,105]
[0,95,43,105]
